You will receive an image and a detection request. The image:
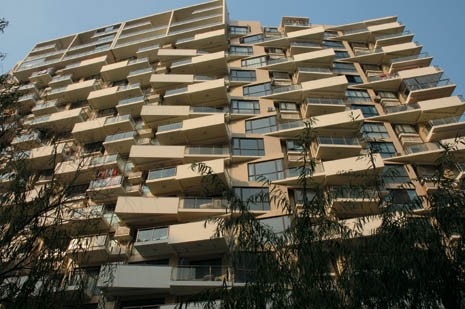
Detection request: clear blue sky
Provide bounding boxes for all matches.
[1,0,464,95]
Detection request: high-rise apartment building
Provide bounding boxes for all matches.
[5,0,465,307]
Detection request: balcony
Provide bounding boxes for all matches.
[295,66,334,83]
[31,99,61,116]
[156,114,228,145]
[336,20,404,42]
[324,153,384,185]
[116,95,145,117]
[29,107,88,132]
[134,220,226,257]
[49,204,111,234]
[264,49,335,72]
[312,136,362,160]
[28,68,53,86]
[67,235,128,265]
[129,144,228,170]
[87,174,140,202]
[257,26,325,48]
[168,51,228,76]
[87,83,143,110]
[401,73,456,103]
[16,93,38,114]
[61,55,108,79]
[272,163,325,186]
[100,57,150,82]
[21,143,69,170]
[329,186,381,219]
[346,42,422,65]
[372,96,465,124]
[72,114,135,144]
[389,52,433,74]
[263,75,348,101]
[47,79,100,102]
[266,109,363,138]
[420,115,465,142]
[146,158,228,195]
[103,131,137,154]
[162,78,227,106]
[157,48,201,62]
[150,73,204,91]
[135,44,161,61]
[97,264,171,294]
[49,74,74,88]
[374,30,414,48]
[303,97,347,117]
[289,41,323,56]
[175,29,228,52]
[55,154,120,185]
[115,196,179,225]
[389,142,444,164]
[127,67,153,87]
[141,105,191,128]
[11,131,41,150]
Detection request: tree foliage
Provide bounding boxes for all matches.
[190,123,465,309]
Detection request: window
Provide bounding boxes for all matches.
[346,90,371,102]
[232,138,265,156]
[229,25,249,36]
[234,187,270,211]
[285,139,304,152]
[230,70,256,82]
[265,47,285,55]
[240,33,264,44]
[243,83,272,97]
[322,40,345,49]
[293,189,317,204]
[277,102,298,111]
[362,123,389,139]
[368,141,396,158]
[385,189,421,209]
[245,116,277,134]
[352,104,379,117]
[333,62,357,73]
[241,56,267,68]
[231,99,260,114]
[394,124,417,135]
[382,165,411,184]
[346,75,363,84]
[334,51,350,59]
[229,45,253,56]
[377,91,398,100]
[248,159,284,182]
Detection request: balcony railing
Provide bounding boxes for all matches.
[104,131,136,143]
[330,186,379,199]
[88,175,123,190]
[164,86,188,96]
[290,42,322,48]
[389,52,430,64]
[117,95,145,106]
[383,103,419,114]
[343,27,368,35]
[118,83,140,92]
[147,167,177,180]
[185,146,229,155]
[317,136,359,146]
[137,44,160,53]
[89,154,119,167]
[277,120,305,131]
[271,84,302,94]
[104,114,133,125]
[128,67,153,76]
[306,97,346,105]
[157,122,183,132]
[171,265,228,281]
[181,197,227,209]
[297,67,332,74]
[375,30,411,41]
[136,226,169,242]
[403,78,454,92]
[404,142,442,154]
[127,57,148,65]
